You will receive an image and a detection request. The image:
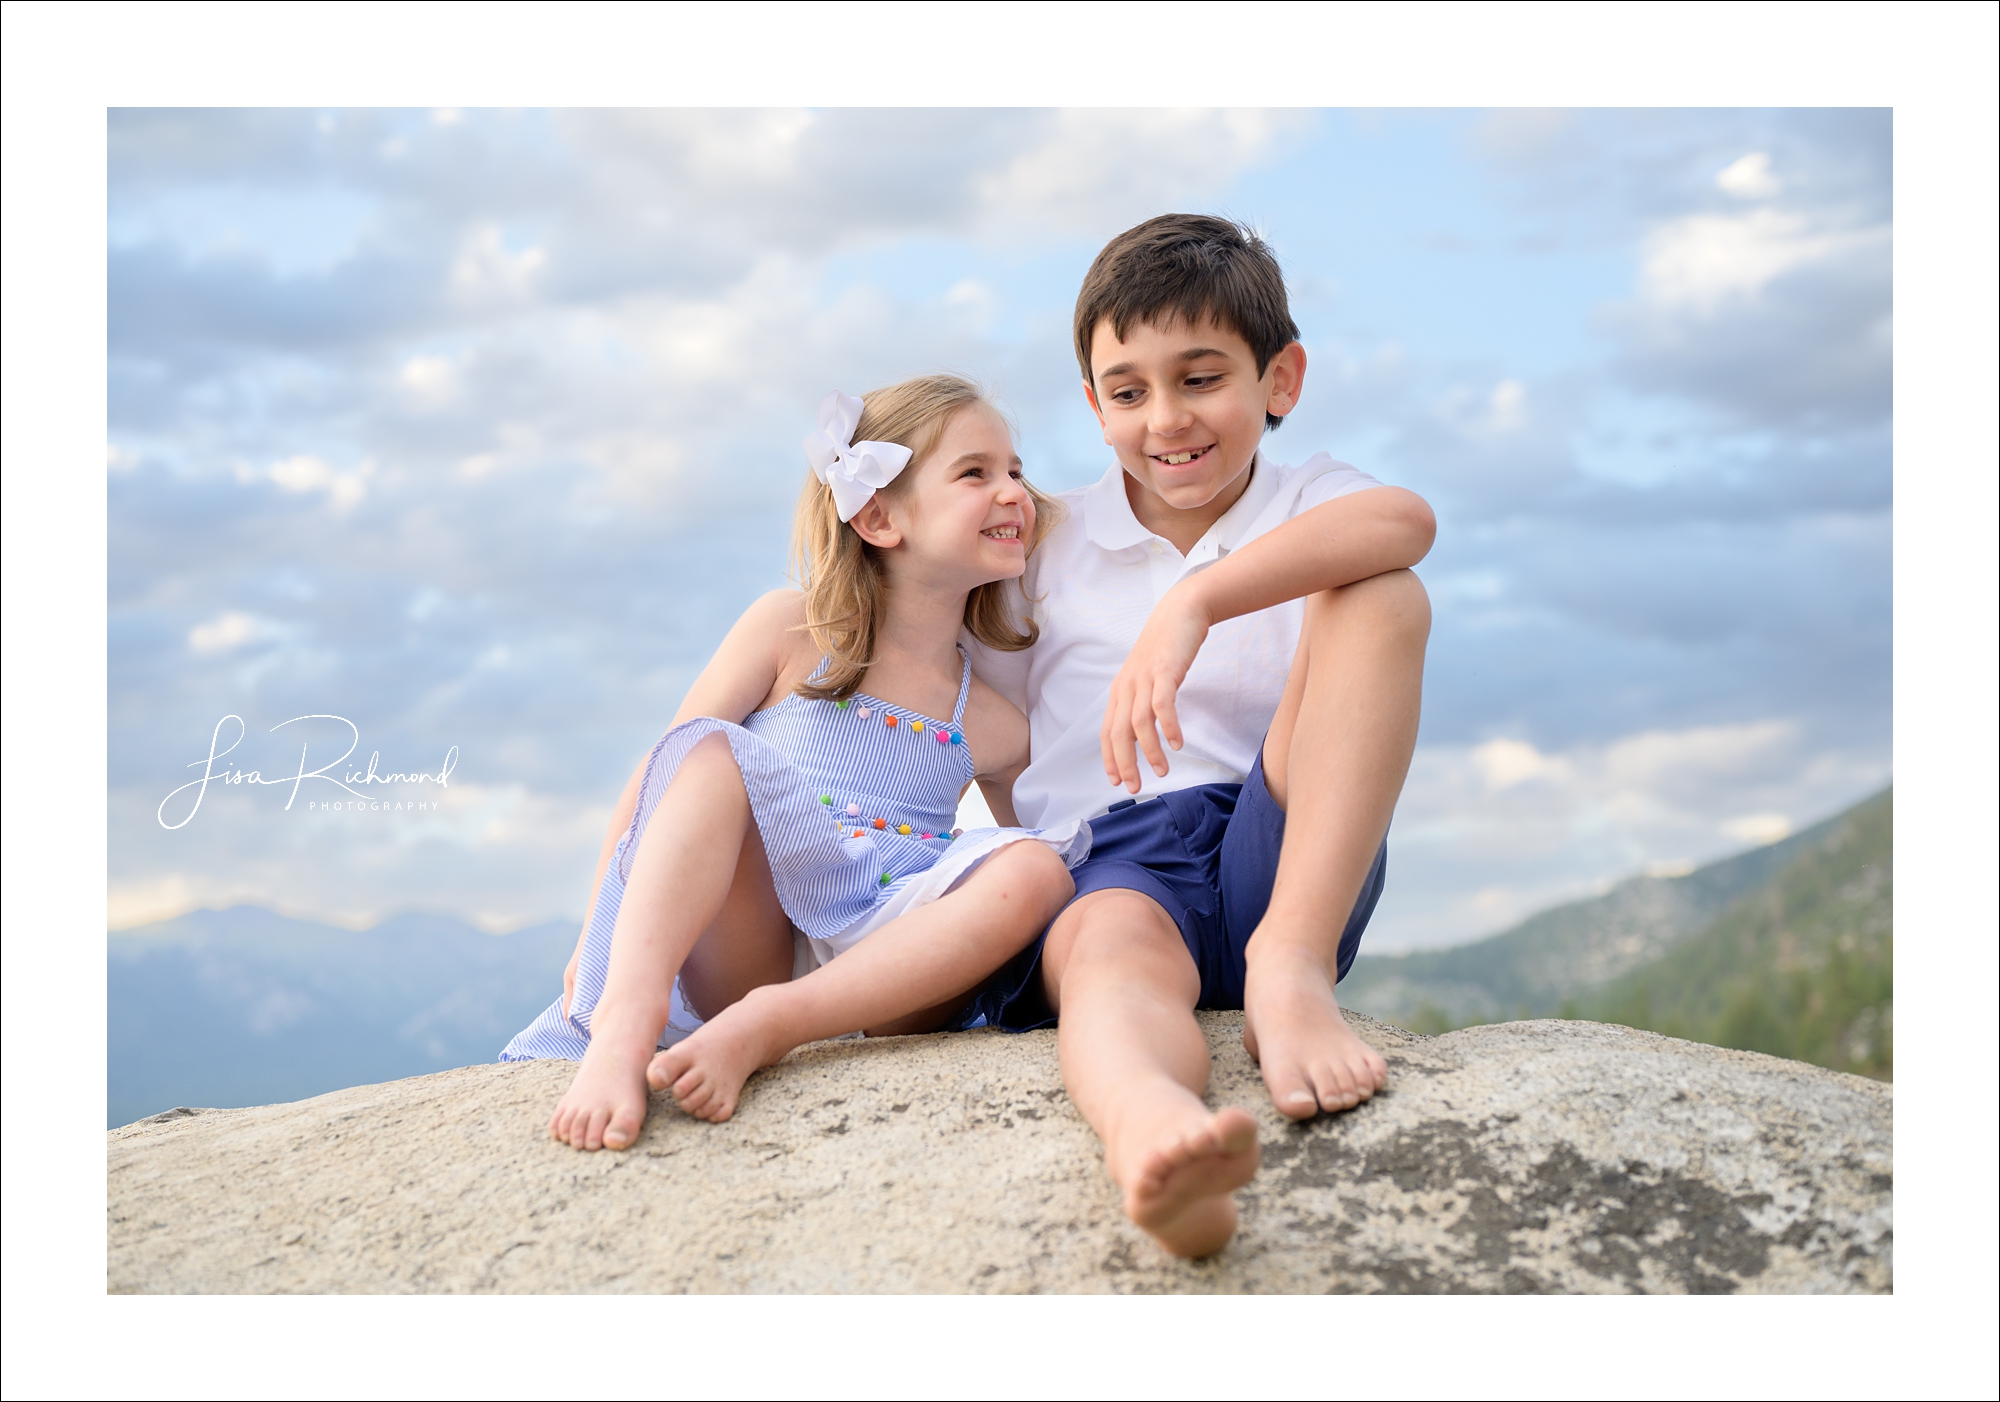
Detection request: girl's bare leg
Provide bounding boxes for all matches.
[649,840,1075,1122]
[549,733,792,1150]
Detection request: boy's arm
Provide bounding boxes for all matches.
[1101,486,1435,791]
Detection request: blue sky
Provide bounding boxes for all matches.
[107,107,1892,950]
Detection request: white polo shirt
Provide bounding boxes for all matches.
[967,451,1383,829]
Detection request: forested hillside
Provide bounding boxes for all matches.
[1584,791,1890,1078]
[1342,789,1891,1080]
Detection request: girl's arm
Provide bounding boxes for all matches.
[670,589,817,728]
[962,677,1033,828]
[564,590,812,1008]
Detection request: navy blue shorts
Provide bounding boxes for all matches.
[957,747,1387,1032]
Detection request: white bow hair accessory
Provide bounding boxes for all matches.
[803,390,913,523]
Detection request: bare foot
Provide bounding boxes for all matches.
[548,1034,654,1151]
[1242,943,1389,1120]
[647,986,788,1123]
[1120,1106,1261,1258]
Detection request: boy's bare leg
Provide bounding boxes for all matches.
[549,733,792,1151]
[1042,890,1260,1259]
[1244,567,1429,1119]
[649,841,1075,1121]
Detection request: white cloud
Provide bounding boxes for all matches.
[1652,215,1783,305]
[1722,812,1793,844]
[1601,718,1798,793]
[1640,208,1857,312]
[974,108,1300,235]
[945,277,999,332]
[187,610,265,656]
[449,224,547,300]
[672,108,819,183]
[398,355,456,401]
[266,454,334,491]
[1471,737,1565,791]
[1372,718,1887,951]
[1613,179,1890,427]
[1425,376,1538,455]
[108,872,281,931]
[254,454,372,509]
[552,107,1300,260]
[1463,722,1800,818]
[1487,379,1526,431]
[1716,152,1780,199]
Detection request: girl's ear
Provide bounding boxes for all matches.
[846,493,902,549]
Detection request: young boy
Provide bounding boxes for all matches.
[963,214,1435,1257]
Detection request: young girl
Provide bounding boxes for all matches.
[504,375,1087,1151]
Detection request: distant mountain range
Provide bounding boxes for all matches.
[110,788,1893,1126]
[1342,788,1892,1079]
[108,908,576,1128]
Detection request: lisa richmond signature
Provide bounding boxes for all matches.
[157,714,459,829]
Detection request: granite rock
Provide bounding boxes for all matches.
[107,1013,1891,1293]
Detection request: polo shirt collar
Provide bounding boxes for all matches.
[1205,450,1279,555]
[1082,463,1154,552]
[1081,452,1275,557]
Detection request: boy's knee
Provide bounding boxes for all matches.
[1316,568,1431,641]
[1050,889,1183,970]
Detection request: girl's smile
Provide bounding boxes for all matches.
[854,401,1038,591]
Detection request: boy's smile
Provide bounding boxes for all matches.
[1084,314,1305,548]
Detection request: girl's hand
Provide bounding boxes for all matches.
[1101,582,1211,792]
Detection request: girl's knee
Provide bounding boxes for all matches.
[995,840,1076,914]
[670,731,751,807]
[685,730,742,769]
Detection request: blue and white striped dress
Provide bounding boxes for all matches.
[502,647,1089,1060]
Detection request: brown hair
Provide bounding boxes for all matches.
[1073,213,1301,432]
[789,374,1064,702]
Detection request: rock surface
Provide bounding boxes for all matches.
[107,1014,1891,1293]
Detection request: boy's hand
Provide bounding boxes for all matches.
[1102,583,1211,792]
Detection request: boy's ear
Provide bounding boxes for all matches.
[846,494,902,550]
[1082,378,1106,432]
[1264,341,1307,420]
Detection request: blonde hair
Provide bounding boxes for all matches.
[790,374,1064,702]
